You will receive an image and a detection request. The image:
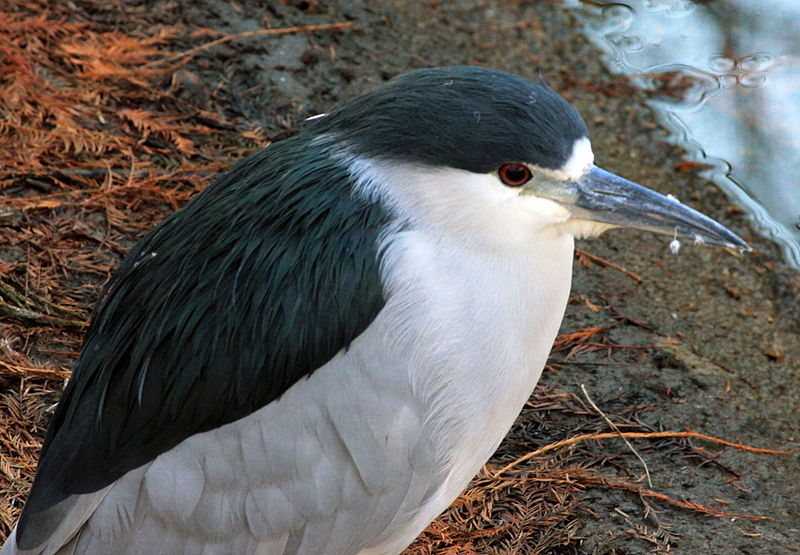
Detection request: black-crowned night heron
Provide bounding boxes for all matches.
[2,66,748,554]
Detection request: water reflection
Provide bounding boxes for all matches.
[563,0,800,268]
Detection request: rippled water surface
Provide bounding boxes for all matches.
[563,0,800,268]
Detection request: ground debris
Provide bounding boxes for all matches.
[0,0,243,537]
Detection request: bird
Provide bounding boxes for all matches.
[2,66,749,554]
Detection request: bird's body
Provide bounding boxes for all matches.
[2,66,747,554]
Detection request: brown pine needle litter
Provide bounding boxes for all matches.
[1,1,795,553]
[493,430,794,478]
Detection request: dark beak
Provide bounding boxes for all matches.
[571,166,750,250]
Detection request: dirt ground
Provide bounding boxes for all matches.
[1,0,799,553]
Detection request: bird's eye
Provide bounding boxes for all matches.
[498,163,532,187]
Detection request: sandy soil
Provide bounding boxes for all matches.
[3,0,799,553]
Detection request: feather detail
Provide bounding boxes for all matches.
[18,133,390,547]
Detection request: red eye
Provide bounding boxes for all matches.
[498,163,532,187]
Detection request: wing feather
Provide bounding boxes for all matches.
[16,133,389,549]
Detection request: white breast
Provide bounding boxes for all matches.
[347,159,577,551]
[365,229,573,549]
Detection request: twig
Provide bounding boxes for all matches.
[0,283,88,329]
[493,430,794,477]
[148,22,355,67]
[0,302,86,330]
[607,302,656,332]
[581,384,652,487]
[0,360,71,381]
[575,248,643,282]
[612,480,773,521]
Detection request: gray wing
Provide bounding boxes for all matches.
[3,310,444,555]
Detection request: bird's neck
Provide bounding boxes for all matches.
[377,223,574,479]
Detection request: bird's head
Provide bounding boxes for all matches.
[305,66,749,252]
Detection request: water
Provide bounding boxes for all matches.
[562,0,800,268]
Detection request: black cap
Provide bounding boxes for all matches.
[310,66,589,173]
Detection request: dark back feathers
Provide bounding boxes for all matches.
[18,133,389,544]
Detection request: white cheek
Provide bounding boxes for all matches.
[348,158,576,250]
[515,195,572,228]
